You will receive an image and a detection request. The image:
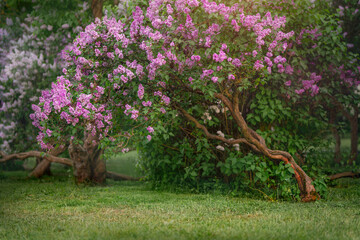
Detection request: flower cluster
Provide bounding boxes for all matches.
[145,0,295,90]
[30,10,174,149]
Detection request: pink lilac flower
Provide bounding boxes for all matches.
[191,55,201,61]
[46,129,52,137]
[285,65,293,75]
[138,84,144,99]
[228,74,235,80]
[147,126,154,133]
[295,89,305,94]
[254,60,264,70]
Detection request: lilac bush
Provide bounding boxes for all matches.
[29,0,324,200]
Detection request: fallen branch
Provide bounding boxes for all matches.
[106,171,141,181]
[0,151,72,166]
[328,172,360,181]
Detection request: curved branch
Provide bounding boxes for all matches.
[0,151,72,166]
[174,103,259,151]
[106,171,141,181]
[214,92,318,202]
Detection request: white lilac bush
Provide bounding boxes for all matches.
[0,1,91,152]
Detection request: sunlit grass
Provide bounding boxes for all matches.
[0,171,359,240]
[1,147,359,239]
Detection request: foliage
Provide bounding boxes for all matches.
[138,115,308,201]
[246,86,330,155]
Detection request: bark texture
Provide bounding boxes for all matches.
[68,134,106,184]
[33,158,52,177]
[91,0,104,19]
[29,146,67,178]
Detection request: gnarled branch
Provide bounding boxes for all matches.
[213,92,318,202]
[0,151,72,166]
[174,103,259,151]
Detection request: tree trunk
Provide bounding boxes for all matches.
[68,143,91,183]
[349,107,359,165]
[68,134,106,184]
[84,133,106,184]
[329,109,342,164]
[91,0,104,19]
[329,96,359,165]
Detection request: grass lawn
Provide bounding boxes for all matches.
[0,151,360,240]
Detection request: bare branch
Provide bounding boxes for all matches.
[174,103,259,150]
[106,171,141,181]
[328,171,360,180]
[0,151,73,166]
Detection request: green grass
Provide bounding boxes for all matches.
[1,150,360,240]
[0,172,359,240]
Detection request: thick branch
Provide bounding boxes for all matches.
[0,151,72,166]
[215,92,266,146]
[328,172,360,180]
[174,104,259,150]
[106,171,140,181]
[214,92,318,201]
